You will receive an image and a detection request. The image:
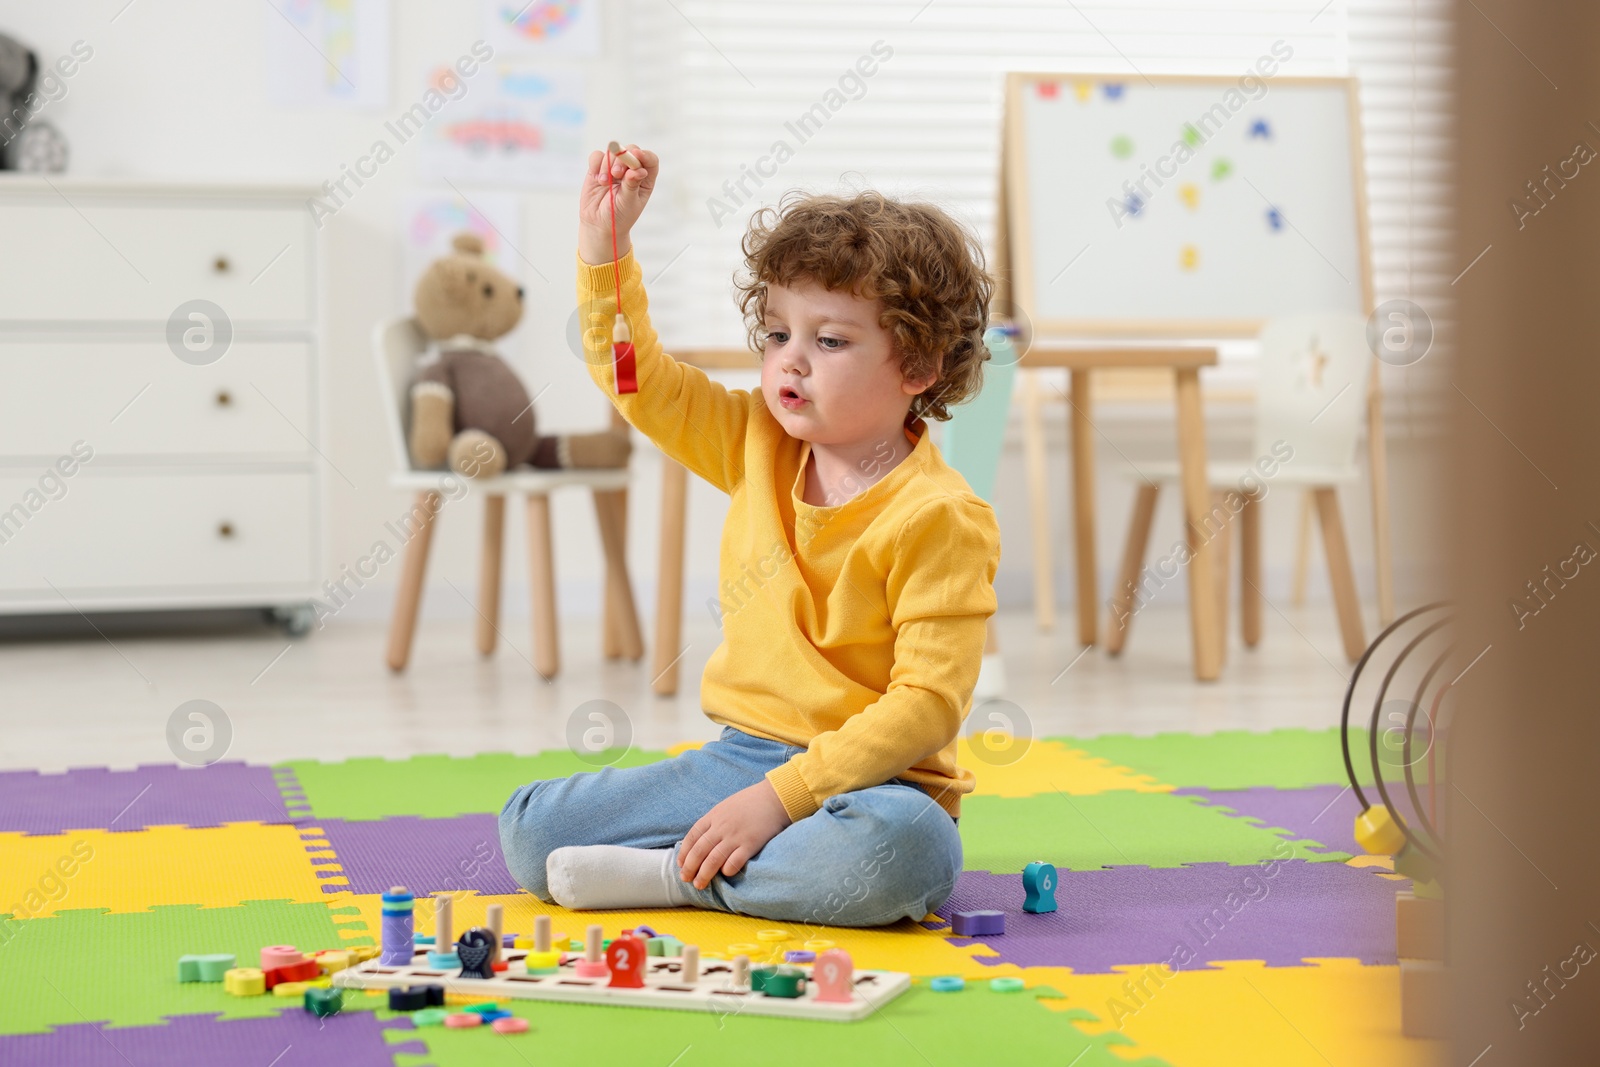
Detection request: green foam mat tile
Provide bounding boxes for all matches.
[957,791,1347,875]
[273,750,673,821]
[0,900,355,1036]
[1057,728,1375,791]
[384,982,1173,1067]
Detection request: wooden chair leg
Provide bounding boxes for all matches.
[594,488,644,661]
[603,408,633,659]
[525,493,560,680]
[1212,490,1232,664]
[1174,368,1222,680]
[652,460,689,696]
[476,494,505,656]
[618,485,634,655]
[385,490,441,672]
[1069,368,1098,646]
[1021,371,1056,632]
[1291,489,1314,606]
[600,491,623,660]
[1105,483,1159,656]
[1367,372,1396,626]
[1314,486,1367,661]
[1240,490,1262,648]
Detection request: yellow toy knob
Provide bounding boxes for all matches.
[1354,805,1408,855]
[223,967,265,996]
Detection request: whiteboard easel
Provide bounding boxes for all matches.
[999,71,1394,629]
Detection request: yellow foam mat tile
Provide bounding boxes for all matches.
[0,823,329,918]
[1344,857,1408,883]
[959,737,1174,798]
[1033,958,1443,1066]
[339,891,1024,978]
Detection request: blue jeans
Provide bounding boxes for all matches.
[498,726,963,928]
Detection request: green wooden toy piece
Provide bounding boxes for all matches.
[303,987,343,1018]
[761,966,806,998]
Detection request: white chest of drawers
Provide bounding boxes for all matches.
[0,179,323,626]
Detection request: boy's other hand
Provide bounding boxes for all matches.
[677,778,792,890]
[578,143,657,265]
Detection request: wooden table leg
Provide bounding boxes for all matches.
[525,493,560,680]
[476,493,505,656]
[652,459,689,696]
[1240,490,1263,648]
[385,490,441,672]
[1069,368,1097,646]
[1021,371,1056,632]
[1174,369,1222,680]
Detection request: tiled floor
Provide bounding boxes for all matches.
[0,598,1359,773]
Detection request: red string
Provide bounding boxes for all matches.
[607,147,622,320]
[606,146,637,394]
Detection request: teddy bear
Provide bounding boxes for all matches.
[0,33,68,173]
[407,232,629,478]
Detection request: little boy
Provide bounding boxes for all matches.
[498,145,1001,927]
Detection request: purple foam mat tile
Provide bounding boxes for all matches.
[0,1009,411,1067]
[933,861,1406,972]
[1172,784,1424,857]
[312,814,520,896]
[0,762,294,835]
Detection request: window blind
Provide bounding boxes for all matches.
[624,0,1451,415]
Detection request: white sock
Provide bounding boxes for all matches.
[545,845,695,910]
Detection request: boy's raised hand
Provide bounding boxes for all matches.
[578,143,656,265]
[677,778,792,890]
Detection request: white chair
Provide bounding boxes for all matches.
[1106,313,1372,664]
[373,317,644,677]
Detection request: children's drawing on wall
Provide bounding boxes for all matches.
[418,63,586,186]
[482,0,601,58]
[265,0,390,109]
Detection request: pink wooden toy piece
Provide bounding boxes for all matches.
[260,946,304,970]
[813,949,854,1003]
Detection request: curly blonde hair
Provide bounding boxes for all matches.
[733,189,995,422]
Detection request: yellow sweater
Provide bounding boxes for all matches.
[576,249,1001,820]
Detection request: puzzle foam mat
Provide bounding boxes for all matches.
[0,728,1440,1066]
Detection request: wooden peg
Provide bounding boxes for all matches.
[433,894,453,950]
[534,915,551,955]
[681,944,699,984]
[486,903,503,965]
[575,923,609,978]
[732,953,750,989]
[607,140,641,169]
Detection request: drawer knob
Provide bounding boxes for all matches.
[215,390,232,407]
[213,256,231,274]
[217,522,235,539]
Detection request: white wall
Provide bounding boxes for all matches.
[2,1,1444,637]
